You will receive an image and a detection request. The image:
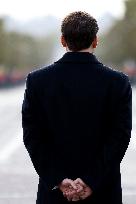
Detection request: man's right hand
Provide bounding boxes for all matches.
[74,178,93,200]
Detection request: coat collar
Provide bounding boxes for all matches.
[55,52,101,64]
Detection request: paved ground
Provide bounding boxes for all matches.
[0,85,135,204]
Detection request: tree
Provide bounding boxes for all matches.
[0,18,6,65]
[0,20,57,73]
[97,0,136,68]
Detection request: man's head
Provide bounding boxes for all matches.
[61,11,99,52]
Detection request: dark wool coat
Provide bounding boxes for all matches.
[22,52,132,204]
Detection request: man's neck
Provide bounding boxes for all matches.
[66,46,94,53]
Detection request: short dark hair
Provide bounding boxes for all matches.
[61,11,99,51]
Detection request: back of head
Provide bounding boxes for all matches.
[61,11,99,52]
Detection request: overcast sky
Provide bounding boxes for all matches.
[0,0,125,21]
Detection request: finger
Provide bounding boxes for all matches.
[63,179,77,190]
[67,195,80,202]
[66,189,76,197]
[63,192,67,197]
[79,189,92,200]
[74,178,86,187]
[62,178,72,185]
[66,190,78,201]
[59,179,70,192]
[79,191,89,200]
[68,180,78,190]
[67,196,72,202]
[79,195,87,200]
[76,184,84,193]
[66,192,75,202]
[72,195,80,202]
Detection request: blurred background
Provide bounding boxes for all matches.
[0,0,136,203]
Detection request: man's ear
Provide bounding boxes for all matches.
[61,35,67,47]
[92,36,98,49]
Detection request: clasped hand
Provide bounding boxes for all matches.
[59,178,92,202]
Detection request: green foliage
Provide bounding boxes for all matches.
[0,18,6,64]
[0,18,57,72]
[97,0,136,68]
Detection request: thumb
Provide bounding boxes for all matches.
[63,179,77,190]
[74,178,87,188]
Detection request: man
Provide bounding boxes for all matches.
[22,11,132,204]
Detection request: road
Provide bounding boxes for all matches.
[0,85,135,204]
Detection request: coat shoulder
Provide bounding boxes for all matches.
[28,63,56,79]
[100,64,132,98]
[100,64,130,85]
[26,63,57,87]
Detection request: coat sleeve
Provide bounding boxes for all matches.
[81,74,132,192]
[22,73,66,191]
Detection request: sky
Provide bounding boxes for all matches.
[0,0,125,21]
